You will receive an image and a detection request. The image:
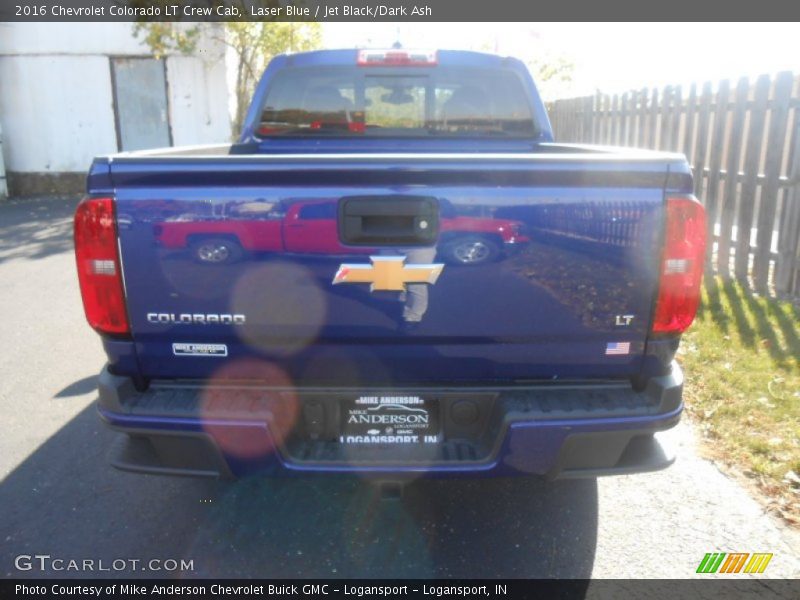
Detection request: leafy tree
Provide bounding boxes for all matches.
[132,22,201,57]
[526,52,575,100]
[134,21,321,136]
[223,22,321,134]
[473,30,576,100]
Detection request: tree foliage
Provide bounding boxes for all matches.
[133,21,321,136]
[224,22,321,134]
[525,52,575,100]
[132,22,201,58]
[472,35,575,100]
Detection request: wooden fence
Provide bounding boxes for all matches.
[546,72,800,302]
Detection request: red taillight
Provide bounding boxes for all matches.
[357,49,437,67]
[74,197,130,336]
[651,195,707,335]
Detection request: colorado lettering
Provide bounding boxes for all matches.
[146,313,245,325]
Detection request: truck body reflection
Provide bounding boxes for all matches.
[152,199,529,266]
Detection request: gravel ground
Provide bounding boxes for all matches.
[0,196,798,582]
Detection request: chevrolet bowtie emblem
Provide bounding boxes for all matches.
[332,256,444,292]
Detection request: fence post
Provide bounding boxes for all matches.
[637,87,648,147]
[705,79,731,268]
[683,83,697,160]
[692,82,713,199]
[583,95,594,144]
[599,94,609,144]
[0,123,7,200]
[718,77,750,279]
[735,75,771,282]
[647,88,660,149]
[592,91,602,143]
[754,72,794,293]
[659,86,672,150]
[619,92,629,146]
[775,109,800,300]
[610,94,619,145]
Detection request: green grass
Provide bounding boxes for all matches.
[679,277,800,522]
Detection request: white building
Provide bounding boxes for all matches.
[0,22,231,197]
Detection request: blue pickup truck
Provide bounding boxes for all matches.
[75,48,706,480]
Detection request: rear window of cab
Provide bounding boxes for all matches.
[255,65,537,138]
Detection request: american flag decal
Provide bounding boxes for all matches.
[605,342,631,355]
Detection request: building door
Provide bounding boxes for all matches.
[111,58,171,151]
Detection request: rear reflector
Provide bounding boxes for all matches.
[651,195,707,335]
[74,197,130,336]
[357,49,437,67]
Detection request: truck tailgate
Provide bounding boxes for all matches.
[109,153,673,384]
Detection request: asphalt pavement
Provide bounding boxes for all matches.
[0,196,798,581]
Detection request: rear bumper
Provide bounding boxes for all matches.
[97,363,684,480]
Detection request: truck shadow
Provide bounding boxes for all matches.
[54,375,98,398]
[0,404,597,579]
[186,474,597,579]
[701,276,800,368]
[0,196,80,266]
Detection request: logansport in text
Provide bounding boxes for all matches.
[15,584,505,596]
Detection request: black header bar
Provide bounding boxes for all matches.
[1,0,799,22]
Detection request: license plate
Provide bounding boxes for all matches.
[340,395,440,445]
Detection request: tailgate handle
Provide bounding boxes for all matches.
[338,195,439,246]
